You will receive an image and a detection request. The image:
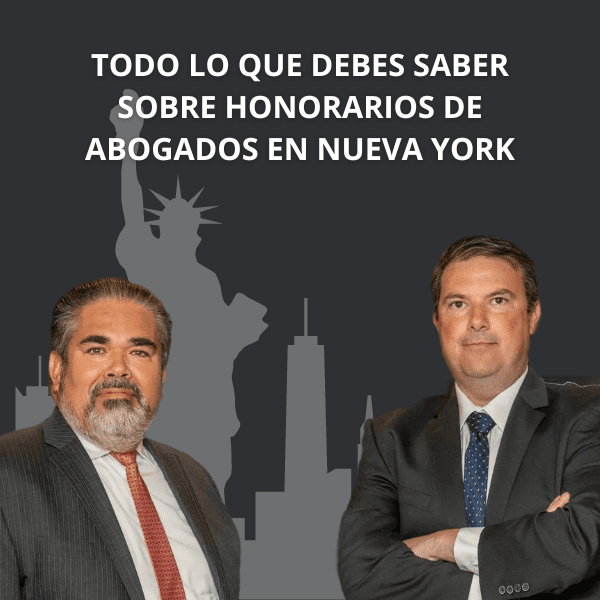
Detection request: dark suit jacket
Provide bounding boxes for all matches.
[0,407,240,599]
[338,368,600,599]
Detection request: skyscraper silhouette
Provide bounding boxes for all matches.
[15,357,52,430]
[234,300,350,599]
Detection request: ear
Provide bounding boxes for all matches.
[433,312,440,331]
[161,366,166,385]
[48,351,63,402]
[529,301,541,335]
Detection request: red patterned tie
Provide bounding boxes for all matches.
[111,451,187,600]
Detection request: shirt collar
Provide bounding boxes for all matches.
[74,430,154,465]
[456,366,528,433]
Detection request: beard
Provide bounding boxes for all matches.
[59,376,160,453]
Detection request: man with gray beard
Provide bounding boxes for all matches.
[0,277,240,600]
[59,375,156,453]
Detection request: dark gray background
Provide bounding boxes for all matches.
[5,0,599,544]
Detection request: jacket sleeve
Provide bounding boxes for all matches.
[0,507,20,599]
[338,419,473,600]
[479,404,600,598]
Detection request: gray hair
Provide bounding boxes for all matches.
[50,277,172,387]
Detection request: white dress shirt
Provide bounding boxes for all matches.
[453,368,528,600]
[75,431,219,600]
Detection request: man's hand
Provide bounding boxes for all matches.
[403,528,460,563]
[546,492,570,512]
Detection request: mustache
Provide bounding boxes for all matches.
[459,334,499,346]
[91,379,142,403]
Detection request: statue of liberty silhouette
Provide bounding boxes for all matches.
[110,90,268,499]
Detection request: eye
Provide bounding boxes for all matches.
[450,301,464,309]
[492,297,507,305]
[87,347,105,355]
[131,349,150,357]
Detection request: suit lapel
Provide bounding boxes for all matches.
[425,387,468,528]
[147,442,233,600]
[44,408,145,600]
[485,368,549,525]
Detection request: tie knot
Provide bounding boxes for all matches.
[466,411,495,435]
[110,451,138,467]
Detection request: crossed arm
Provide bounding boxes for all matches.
[403,492,570,564]
[338,421,475,600]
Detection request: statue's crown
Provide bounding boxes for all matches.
[145,176,220,226]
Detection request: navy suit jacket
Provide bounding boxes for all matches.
[0,407,240,599]
[338,368,600,599]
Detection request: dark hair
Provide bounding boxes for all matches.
[431,235,539,319]
[49,278,172,387]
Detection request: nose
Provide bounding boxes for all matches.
[468,303,489,331]
[104,351,131,379]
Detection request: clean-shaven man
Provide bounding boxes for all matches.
[338,235,600,599]
[0,277,240,599]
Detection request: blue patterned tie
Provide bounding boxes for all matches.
[464,412,496,527]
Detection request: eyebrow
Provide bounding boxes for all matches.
[79,335,110,345]
[128,337,158,350]
[79,335,158,351]
[441,288,517,304]
[442,293,466,303]
[487,288,517,299]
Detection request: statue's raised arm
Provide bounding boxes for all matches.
[110,89,146,228]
